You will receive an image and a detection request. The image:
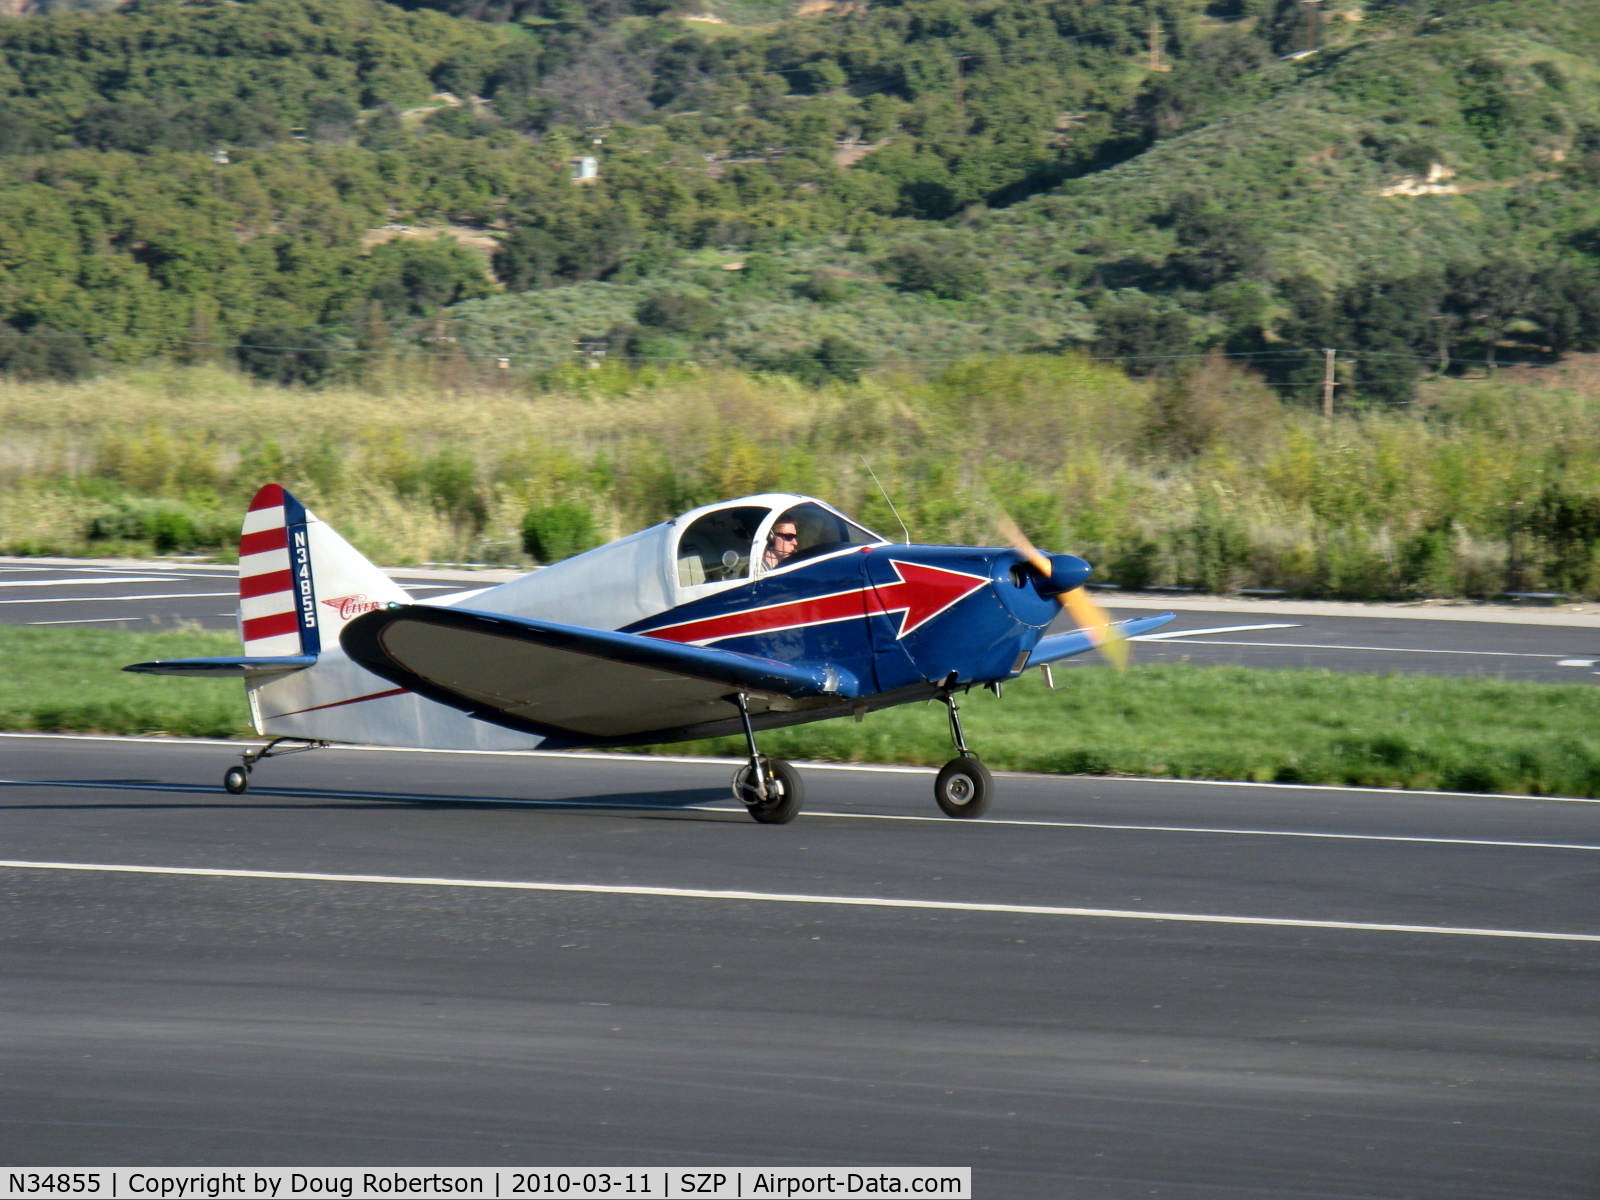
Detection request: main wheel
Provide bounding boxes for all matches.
[732,757,804,824]
[223,765,250,795]
[934,755,991,819]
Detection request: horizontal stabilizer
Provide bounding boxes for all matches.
[1025,612,1176,669]
[123,655,318,678]
[341,604,860,746]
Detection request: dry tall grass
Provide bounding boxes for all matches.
[3,354,1597,598]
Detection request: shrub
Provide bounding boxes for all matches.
[521,501,600,564]
[422,449,488,532]
[86,498,227,553]
[636,291,723,336]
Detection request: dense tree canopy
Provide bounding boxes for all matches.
[0,0,1598,398]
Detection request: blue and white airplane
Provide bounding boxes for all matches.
[127,484,1173,822]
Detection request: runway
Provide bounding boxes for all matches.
[4,734,1597,1197]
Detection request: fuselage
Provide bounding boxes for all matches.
[253,492,1080,749]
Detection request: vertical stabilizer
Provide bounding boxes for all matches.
[238,484,409,656]
[132,483,543,754]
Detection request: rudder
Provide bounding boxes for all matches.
[239,483,318,656]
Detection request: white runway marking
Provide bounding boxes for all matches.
[1136,623,1299,640]
[0,575,169,588]
[820,809,1600,851]
[26,617,151,626]
[1163,637,1569,660]
[3,858,1595,943]
[0,590,234,605]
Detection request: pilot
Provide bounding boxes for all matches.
[761,517,800,572]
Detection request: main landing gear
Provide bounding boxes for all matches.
[726,690,994,823]
[221,737,327,794]
[728,693,804,824]
[934,691,992,819]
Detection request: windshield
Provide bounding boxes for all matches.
[778,503,882,561]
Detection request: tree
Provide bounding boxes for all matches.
[1162,193,1268,289]
[0,110,52,155]
[1438,256,1586,369]
[235,325,338,386]
[359,238,491,317]
[306,93,360,143]
[1090,294,1192,373]
[73,100,180,152]
[0,322,93,380]
[492,226,563,292]
[1536,263,1600,355]
[883,239,987,300]
[636,290,721,336]
[1336,270,1442,402]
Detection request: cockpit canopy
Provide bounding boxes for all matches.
[675,497,884,587]
[478,494,886,633]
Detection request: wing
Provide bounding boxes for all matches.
[340,604,861,747]
[1024,612,1176,668]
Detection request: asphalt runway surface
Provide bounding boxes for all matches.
[8,557,1600,684]
[5,734,1599,1197]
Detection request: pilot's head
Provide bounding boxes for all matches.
[765,519,799,567]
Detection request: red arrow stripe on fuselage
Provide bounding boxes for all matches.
[645,560,991,647]
[646,586,878,646]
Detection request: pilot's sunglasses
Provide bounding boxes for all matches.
[773,531,798,541]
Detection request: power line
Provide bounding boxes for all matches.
[70,327,1523,382]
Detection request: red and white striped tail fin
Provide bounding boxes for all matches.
[237,484,408,657]
[239,484,311,656]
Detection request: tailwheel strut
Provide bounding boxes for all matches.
[728,693,804,824]
[934,691,991,819]
[223,737,328,795]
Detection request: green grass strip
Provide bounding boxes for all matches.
[2,626,247,740]
[6,626,1600,798]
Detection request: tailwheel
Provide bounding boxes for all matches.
[733,756,804,825]
[935,754,992,819]
[220,736,327,795]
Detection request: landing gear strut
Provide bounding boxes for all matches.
[728,693,803,824]
[222,737,327,794]
[934,692,992,819]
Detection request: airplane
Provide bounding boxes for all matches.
[126,484,1174,823]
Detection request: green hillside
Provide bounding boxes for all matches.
[2,0,1599,399]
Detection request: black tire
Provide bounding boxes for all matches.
[934,755,991,819]
[223,765,250,795]
[732,757,804,824]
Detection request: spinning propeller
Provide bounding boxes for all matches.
[995,512,1130,671]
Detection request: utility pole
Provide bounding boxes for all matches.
[1300,0,1324,54]
[1321,347,1338,418]
[1147,18,1171,72]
